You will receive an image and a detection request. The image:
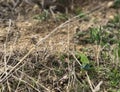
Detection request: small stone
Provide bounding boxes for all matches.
[109,15,114,20]
[107,1,114,8]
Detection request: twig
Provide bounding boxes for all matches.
[86,72,103,92]
[86,72,94,92]
[69,51,82,66]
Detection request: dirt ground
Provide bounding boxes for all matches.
[0,0,118,52]
[0,0,120,92]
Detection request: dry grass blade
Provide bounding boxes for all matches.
[86,72,103,92]
[94,81,103,92]
[12,75,41,92]
[86,72,94,92]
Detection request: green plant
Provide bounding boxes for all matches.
[108,68,120,87]
[56,13,68,20]
[113,0,120,8]
[110,14,120,23]
[33,10,50,21]
[76,52,92,70]
[89,27,101,43]
[75,8,85,18]
[112,42,120,64]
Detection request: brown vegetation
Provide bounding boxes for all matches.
[0,0,120,92]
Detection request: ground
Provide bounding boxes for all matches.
[0,0,120,92]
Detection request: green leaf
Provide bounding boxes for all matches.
[90,27,101,43]
[118,48,120,58]
[79,53,89,66]
[114,0,120,8]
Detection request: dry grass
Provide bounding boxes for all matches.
[0,0,120,92]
